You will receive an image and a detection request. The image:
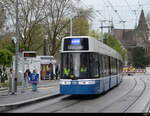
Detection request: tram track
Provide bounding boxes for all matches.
[41,77,139,113]
[10,93,103,113]
[5,94,64,113]
[9,94,84,113]
[97,77,137,112]
[123,78,147,112]
[98,77,147,113]
[29,95,99,113]
[50,77,141,113]
[51,76,148,113]
[50,100,81,113]
[9,77,138,113]
[9,76,148,113]
[140,75,150,113]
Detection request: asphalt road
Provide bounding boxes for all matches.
[8,74,150,113]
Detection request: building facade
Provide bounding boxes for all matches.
[113,10,150,65]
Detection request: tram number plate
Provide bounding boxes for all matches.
[72,81,78,85]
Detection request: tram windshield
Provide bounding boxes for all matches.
[61,52,99,79]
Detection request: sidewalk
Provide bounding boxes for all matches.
[0,80,60,112]
[0,80,58,92]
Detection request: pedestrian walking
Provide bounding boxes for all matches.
[23,69,30,90]
[29,70,39,92]
[27,69,31,77]
[49,67,54,80]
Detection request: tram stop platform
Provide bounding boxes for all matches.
[0,80,60,112]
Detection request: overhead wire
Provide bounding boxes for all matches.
[80,0,112,33]
[107,0,123,22]
[103,1,115,26]
[124,0,138,17]
[124,0,139,27]
[80,0,148,30]
[80,0,107,20]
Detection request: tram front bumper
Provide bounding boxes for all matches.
[60,80,101,95]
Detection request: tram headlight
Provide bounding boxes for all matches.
[79,80,95,85]
[60,81,71,85]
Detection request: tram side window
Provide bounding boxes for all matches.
[110,57,116,75]
[110,57,113,75]
[102,55,105,77]
[102,55,107,77]
[114,59,117,75]
[115,59,117,75]
[89,53,99,78]
[105,56,110,77]
[100,55,104,77]
[117,60,120,74]
[119,61,123,73]
[102,55,106,76]
[99,55,103,77]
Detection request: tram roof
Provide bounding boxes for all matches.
[61,36,123,61]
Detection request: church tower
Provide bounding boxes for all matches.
[135,9,149,43]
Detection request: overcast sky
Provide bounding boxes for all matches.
[80,0,150,31]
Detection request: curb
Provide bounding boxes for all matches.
[0,93,62,113]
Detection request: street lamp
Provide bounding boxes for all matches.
[11,36,17,44]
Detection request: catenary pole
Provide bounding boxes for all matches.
[13,0,19,94]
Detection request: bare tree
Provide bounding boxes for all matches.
[1,0,82,56]
[43,0,75,56]
[0,0,48,51]
[0,2,5,30]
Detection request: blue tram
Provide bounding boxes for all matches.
[59,36,123,95]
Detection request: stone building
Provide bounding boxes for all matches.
[113,10,150,64]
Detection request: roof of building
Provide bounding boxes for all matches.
[113,10,149,45]
[136,10,149,31]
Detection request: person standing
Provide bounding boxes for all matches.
[23,69,30,90]
[55,65,59,80]
[49,68,54,80]
[28,70,39,92]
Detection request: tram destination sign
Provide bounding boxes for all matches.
[64,38,89,51]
